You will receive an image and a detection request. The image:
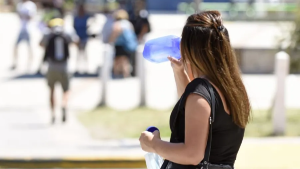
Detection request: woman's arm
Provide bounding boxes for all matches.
[173,70,190,98]
[138,23,149,41]
[108,22,122,43]
[140,94,211,165]
[167,56,192,97]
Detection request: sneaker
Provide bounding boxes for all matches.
[10,65,16,70]
[51,116,55,125]
[62,108,67,123]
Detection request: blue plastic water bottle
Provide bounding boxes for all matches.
[143,35,181,63]
[144,126,164,169]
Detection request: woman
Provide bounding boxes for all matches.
[139,11,251,169]
[109,9,138,78]
[73,4,92,74]
[130,9,151,43]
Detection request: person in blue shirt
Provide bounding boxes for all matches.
[73,4,91,74]
[109,9,138,78]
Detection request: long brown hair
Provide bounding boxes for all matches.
[181,11,251,128]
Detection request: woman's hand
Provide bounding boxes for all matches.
[139,130,161,153]
[167,56,184,73]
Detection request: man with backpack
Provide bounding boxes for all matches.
[40,18,78,124]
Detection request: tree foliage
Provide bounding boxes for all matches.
[288,2,300,73]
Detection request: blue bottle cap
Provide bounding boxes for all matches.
[146,126,159,133]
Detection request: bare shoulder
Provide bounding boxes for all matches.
[112,22,122,32]
[185,93,211,117]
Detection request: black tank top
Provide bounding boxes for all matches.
[168,78,244,168]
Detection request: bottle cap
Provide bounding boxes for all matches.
[146,126,159,133]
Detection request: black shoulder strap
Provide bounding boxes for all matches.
[201,79,215,168]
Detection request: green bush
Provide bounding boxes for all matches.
[287,2,300,73]
[289,51,300,73]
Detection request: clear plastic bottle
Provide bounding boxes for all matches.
[143,35,181,63]
[144,126,164,169]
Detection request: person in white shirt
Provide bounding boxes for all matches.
[12,0,37,70]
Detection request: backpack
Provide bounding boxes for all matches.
[44,32,70,63]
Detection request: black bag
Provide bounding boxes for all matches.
[44,33,69,63]
[161,79,233,169]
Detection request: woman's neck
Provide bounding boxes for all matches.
[193,70,205,79]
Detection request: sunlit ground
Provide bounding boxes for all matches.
[78,107,300,139]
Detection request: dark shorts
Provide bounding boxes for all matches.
[114,45,136,76]
[46,70,70,92]
[115,45,131,58]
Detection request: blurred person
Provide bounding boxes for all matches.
[40,18,78,124]
[118,0,128,10]
[101,6,115,44]
[53,0,65,17]
[128,0,149,42]
[109,9,138,78]
[129,9,151,77]
[130,9,151,43]
[37,1,62,74]
[39,1,61,33]
[73,4,92,74]
[12,0,37,70]
[100,1,120,43]
[139,11,251,169]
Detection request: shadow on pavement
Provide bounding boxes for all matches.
[10,72,99,80]
[78,144,140,150]
[11,123,50,129]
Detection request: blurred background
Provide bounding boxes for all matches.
[0,0,299,168]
